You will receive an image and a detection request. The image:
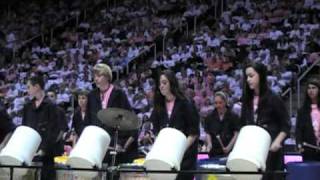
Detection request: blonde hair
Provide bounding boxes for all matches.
[93,63,113,82]
[215,91,228,104]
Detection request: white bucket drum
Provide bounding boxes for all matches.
[144,128,187,180]
[0,126,42,177]
[67,126,111,178]
[227,125,271,180]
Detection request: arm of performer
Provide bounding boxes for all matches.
[185,100,200,151]
[186,134,198,150]
[122,136,135,152]
[118,128,138,152]
[223,131,238,154]
[0,132,12,150]
[270,131,287,152]
[270,94,291,152]
[206,133,212,152]
[295,109,304,153]
[0,105,15,150]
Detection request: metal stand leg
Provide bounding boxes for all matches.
[9,167,13,180]
[110,127,119,180]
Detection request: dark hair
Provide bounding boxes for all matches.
[47,87,57,95]
[241,62,269,124]
[302,78,320,111]
[307,78,320,89]
[153,70,186,111]
[242,62,268,103]
[77,89,89,97]
[28,74,45,90]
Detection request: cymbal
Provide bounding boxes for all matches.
[97,108,141,130]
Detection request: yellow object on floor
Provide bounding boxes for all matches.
[54,155,68,164]
[207,174,218,180]
[133,158,145,165]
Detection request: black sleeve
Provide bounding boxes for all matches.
[185,100,200,136]
[0,107,15,134]
[231,111,241,132]
[240,103,249,128]
[86,91,102,126]
[86,91,97,126]
[118,90,132,111]
[204,112,213,133]
[72,110,82,136]
[22,104,27,126]
[118,90,138,140]
[43,104,61,155]
[149,109,160,135]
[58,107,68,131]
[295,109,304,147]
[273,94,291,135]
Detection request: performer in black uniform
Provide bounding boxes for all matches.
[0,97,15,150]
[204,91,240,157]
[72,90,90,137]
[296,78,320,161]
[150,70,200,180]
[47,88,68,155]
[87,63,138,165]
[241,62,291,180]
[22,75,60,180]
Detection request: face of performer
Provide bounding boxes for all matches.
[214,95,226,114]
[94,72,109,90]
[245,67,260,93]
[307,84,319,103]
[47,92,56,102]
[159,75,172,97]
[27,81,39,98]
[78,95,88,109]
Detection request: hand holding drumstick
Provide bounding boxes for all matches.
[216,135,231,154]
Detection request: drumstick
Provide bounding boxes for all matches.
[108,146,125,152]
[303,142,320,151]
[216,135,225,149]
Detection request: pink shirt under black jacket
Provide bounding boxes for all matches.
[296,104,320,160]
[149,97,200,177]
[241,89,291,141]
[86,87,138,152]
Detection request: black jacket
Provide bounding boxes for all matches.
[296,106,319,145]
[241,90,291,140]
[296,106,320,160]
[86,87,138,151]
[72,107,90,136]
[204,109,240,155]
[150,98,200,171]
[22,97,60,156]
[0,102,15,143]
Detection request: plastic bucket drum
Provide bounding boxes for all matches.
[0,126,41,177]
[67,126,111,178]
[227,125,271,180]
[144,128,187,180]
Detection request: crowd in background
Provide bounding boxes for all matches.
[0,0,319,154]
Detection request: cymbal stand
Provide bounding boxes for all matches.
[110,114,123,180]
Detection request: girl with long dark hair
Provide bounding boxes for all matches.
[150,70,200,180]
[241,62,291,180]
[296,78,320,161]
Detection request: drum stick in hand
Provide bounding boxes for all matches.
[216,135,225,149]
[303,142,320,151]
